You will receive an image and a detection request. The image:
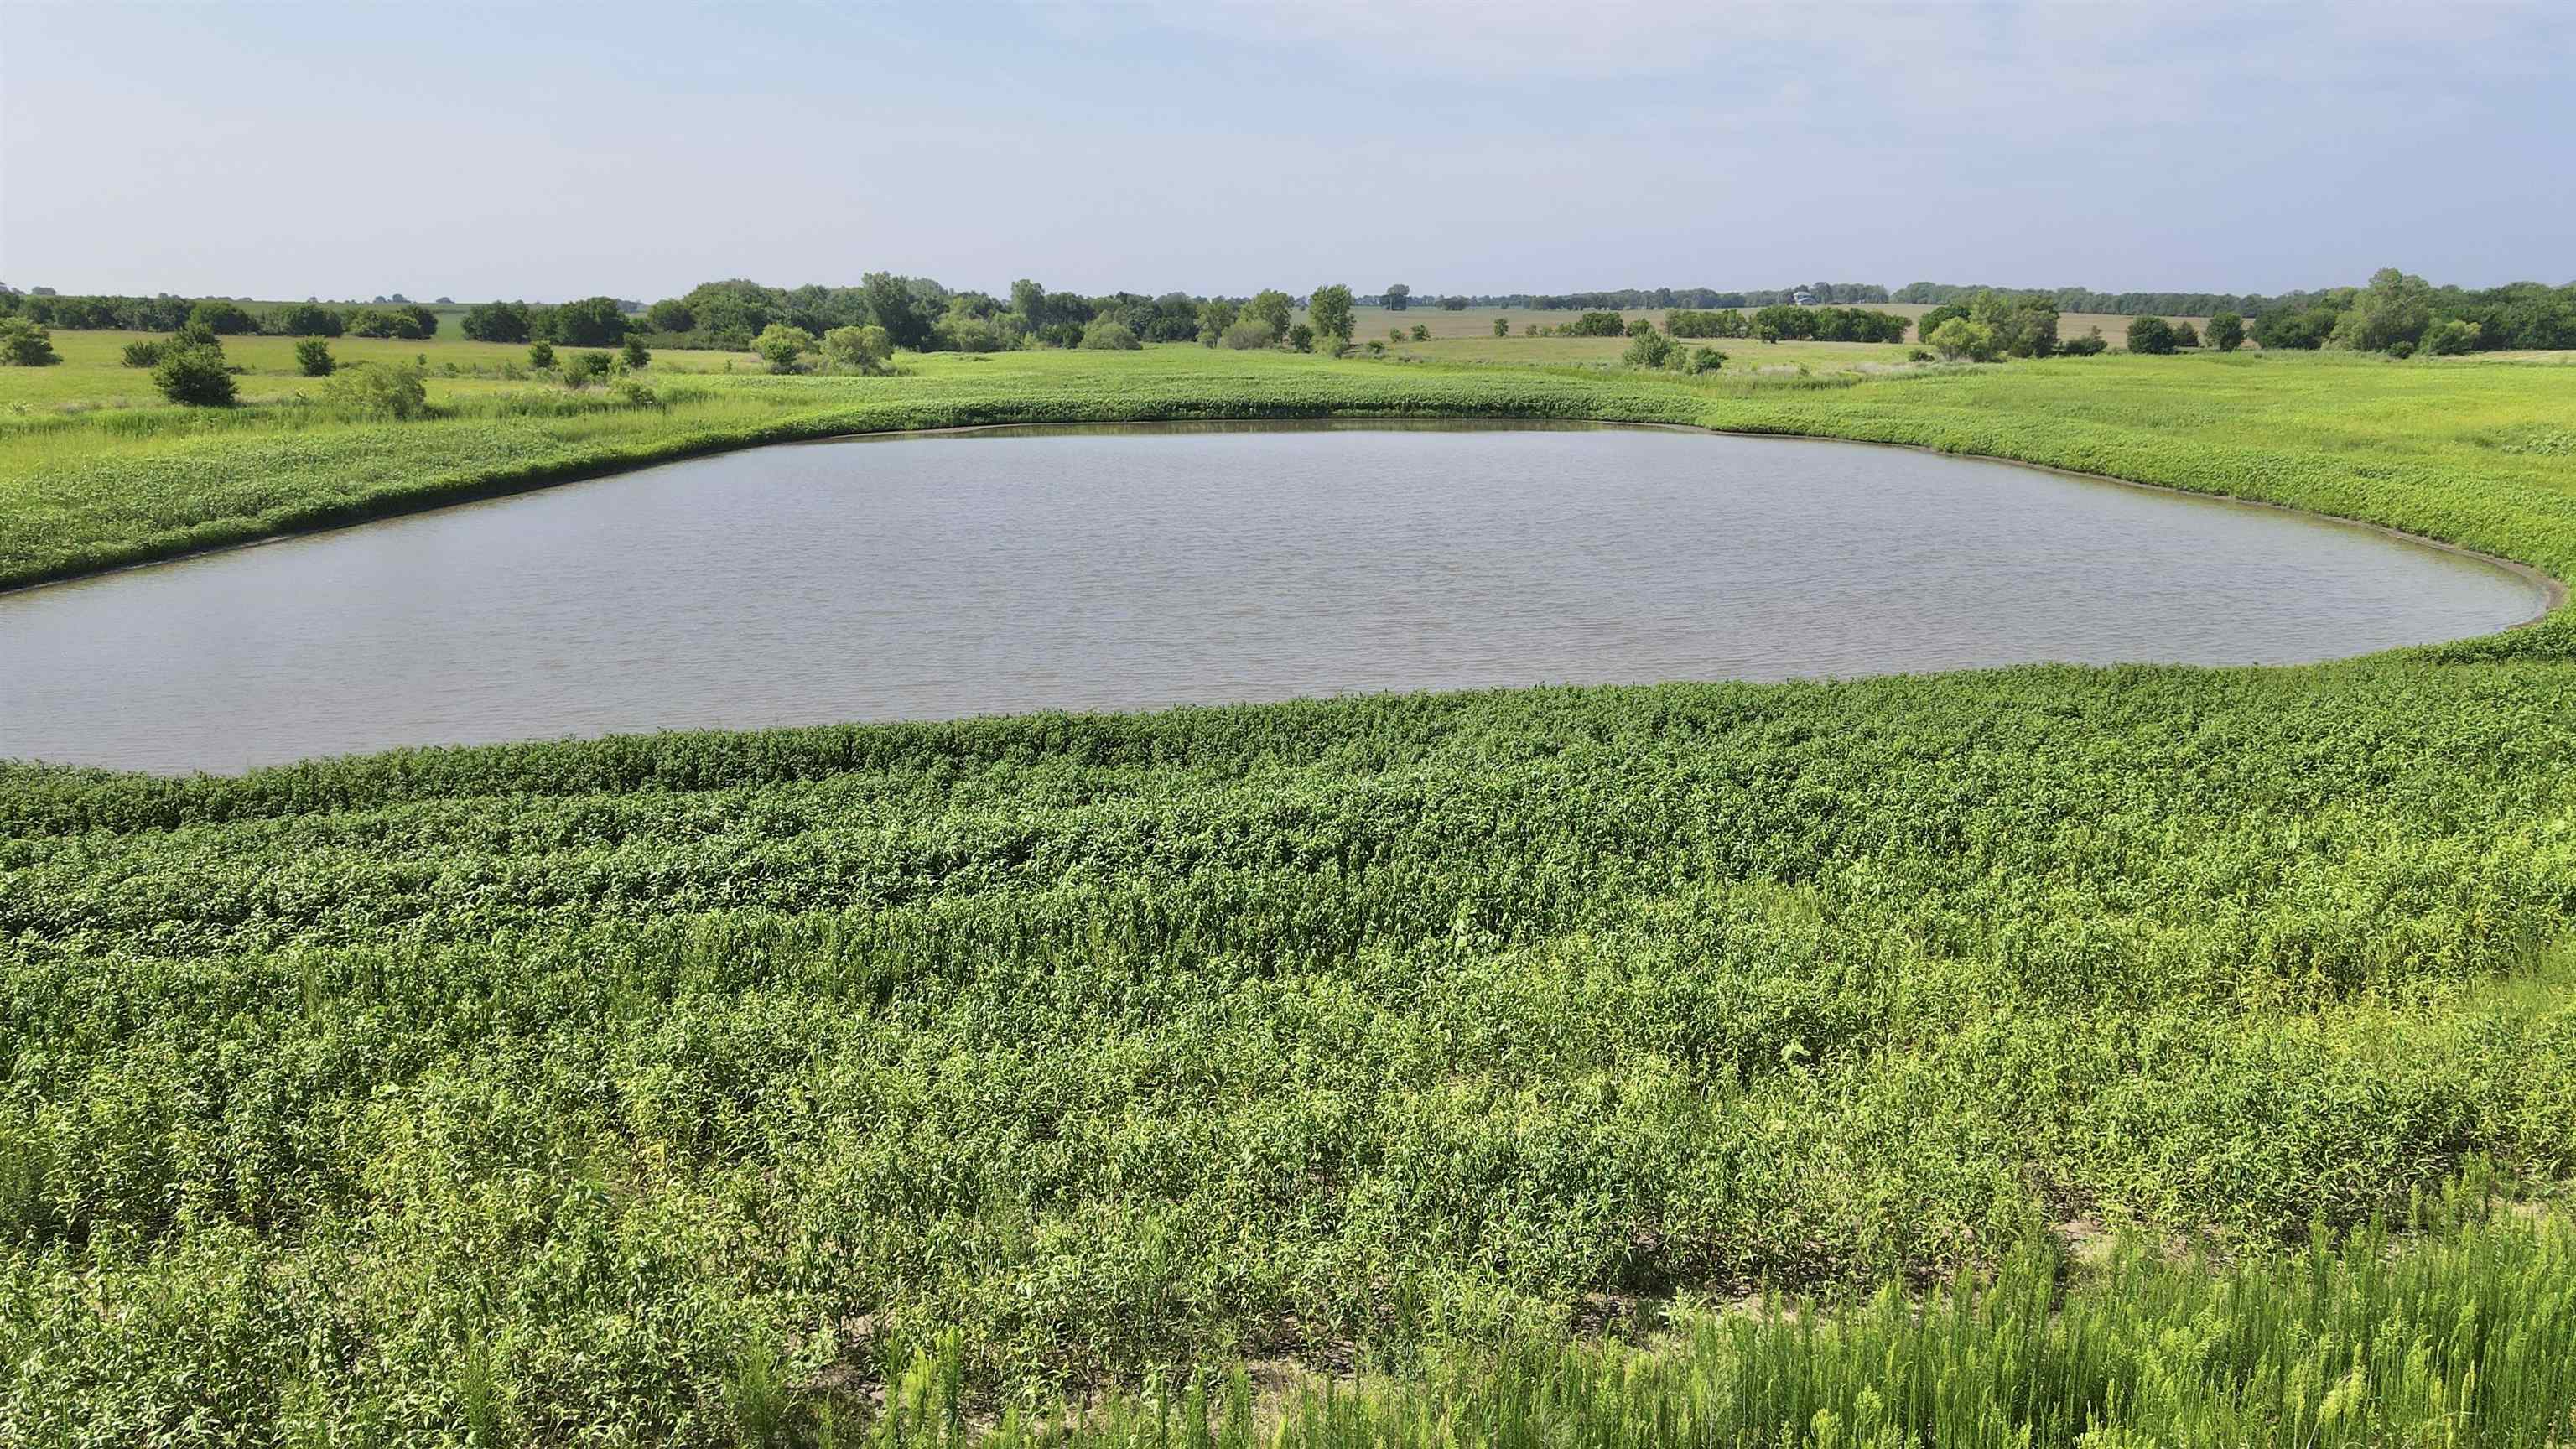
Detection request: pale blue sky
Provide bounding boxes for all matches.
[4,1,2570,301]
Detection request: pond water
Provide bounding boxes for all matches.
[0,422,2548,774]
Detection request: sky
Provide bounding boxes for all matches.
[4,0,2571,303]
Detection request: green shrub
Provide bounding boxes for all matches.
[621,335,651,371]
[294,339,335,377]
[1079,319,1140,351]
[564,351,616,386]
[526,340,556,371]
[185,299,254,335]
[319,361,428,418]
[1684,345,1727,373]
[1622,329,1675,368]
[2126,316,2179,355]
[460,301,532,343]
[2206,311,2246,352]
[2174,320,2201,349]
[150,343,235,404]
[821,325,891,374]
[753,324,814,373]
[119,340,164,369]
[1929,317,1998,361]
[0,317,60,366]
[2062,328,2108,356]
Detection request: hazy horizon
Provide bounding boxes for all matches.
[6,0,2572,303]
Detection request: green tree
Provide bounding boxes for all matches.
[753,323,814,373]
[2331,268,2433,353]
[860,273,931,351]
[1929,317,1999,361]
[0,317,60,366]
[1493,316,1510,337]
[2125,316,2179,354]
[527,340,556,371]
[1306,285,1355,352]
[1239,290,1293,344]
[185,299,254,335]
[1285,322,1315,352]
[548,297,631,347]
[295,340,335,377]
[2205,312,2246,352]
[1384,283,1410,311]
[644,299,697,335]
[621,335,652,371]
[2421,318,2480,356]
[1078,319,1141,351]
[1441,295,1468,310]
[1195,299,1239,345]
[461,301,532,343]
[2173,320,2200,349]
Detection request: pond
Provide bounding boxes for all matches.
[0,422,2550,773]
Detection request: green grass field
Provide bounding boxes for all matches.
[3,337,2576,1443]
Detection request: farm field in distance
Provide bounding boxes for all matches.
[3,323,2576,1446]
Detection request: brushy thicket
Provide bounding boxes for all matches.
[2,346,2575,1441]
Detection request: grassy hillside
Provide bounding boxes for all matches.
[3,342,2576,1441]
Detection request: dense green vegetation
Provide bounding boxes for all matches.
[3,339,2574,1441]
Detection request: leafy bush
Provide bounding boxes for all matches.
[564,351,616,386]
[621,335,652,371]
[2126,316,2179,355]
[1683,345,1727,373]
[1566,310,1627,337]
[1410,324,1429,342]
[821,325,891,374]
[150,343,235,404]
[185,299,255,335]
[2062,328,2108,356]
[1622,329,1676,368]
[1222,319,1275,350]
[1929,317,1998,361]
[2422,318,2480,356]
[119,340,164,369]
[460,301,532,344]
[319,361,428,418]
[2206,311,2246,352]
[1079,319,1140,351]
[263,302,344,337]
[526,340,556,371]
[294,339,335,377]
[547,296,631,347]
[753,323,815,373]
[2174,320,2201,349]
[1286,322,1315,351]
[345,308,428,340]
[0,318,61,366]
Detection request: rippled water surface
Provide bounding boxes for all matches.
[0,422,2547,772]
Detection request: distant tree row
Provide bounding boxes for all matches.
[0,292,444,340]
[1420,283,1891,311]
[2246,272,2576,356]
[1666,306,1908,343]
[625,278,1377,357]
[1890,282,2272,316]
